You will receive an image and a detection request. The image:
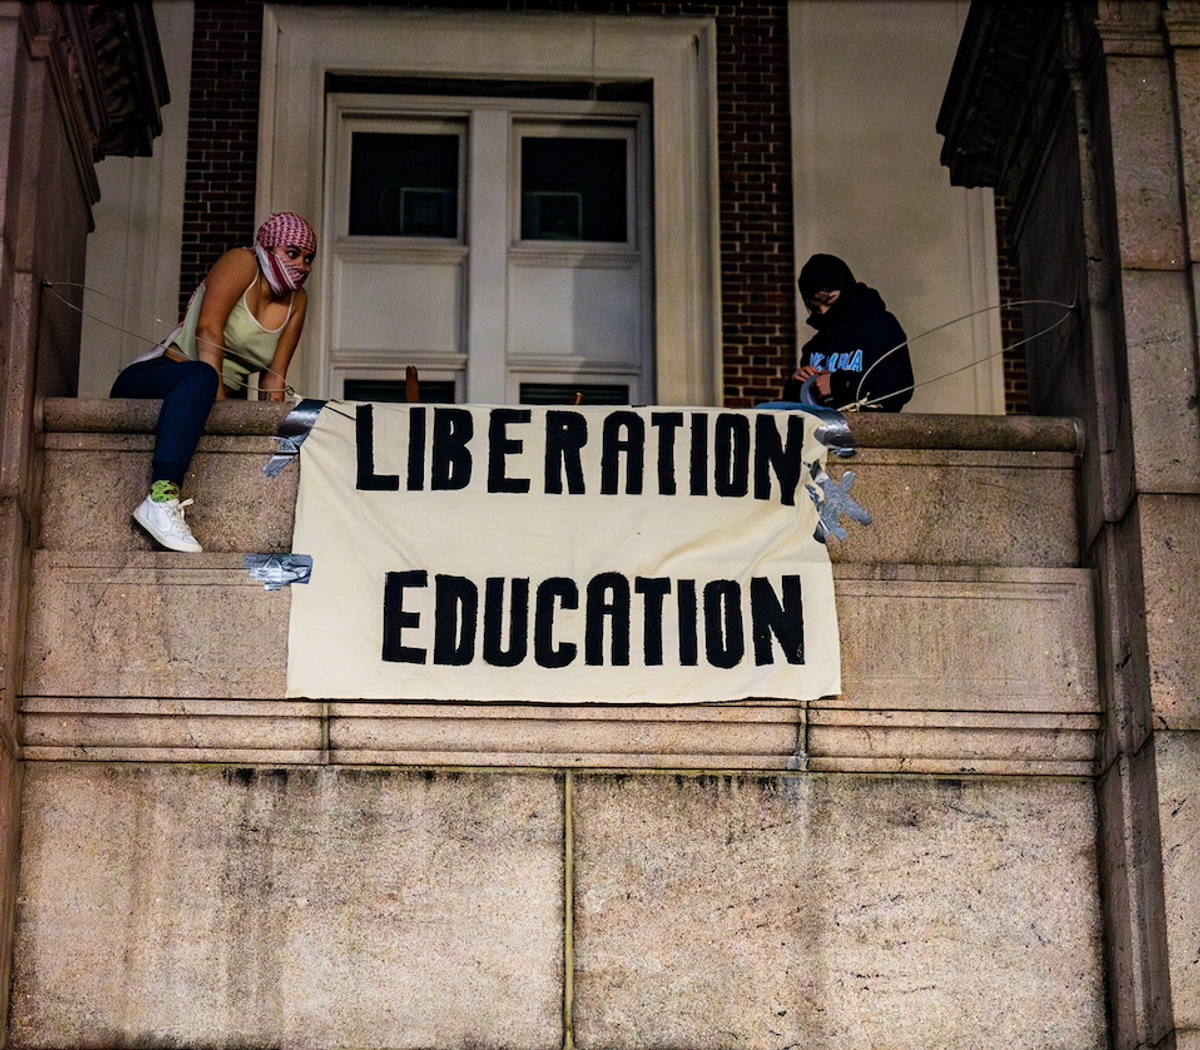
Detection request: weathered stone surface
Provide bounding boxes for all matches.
[1137,495,1200,729]
[1171,47,1200,261]
[19,697,326,763]
[22,553,289,699]
[1097,742,1175,1050]
[41,397,293,435]
[806,708,1099,776]
[39,435,298,553]
[0,729,22,1045]
[843,412,1083,453]
[1157,731,1200,1032]
[19,697,810,772]
[21,561,1099,773]
[328,701,804,769]
[834,566,1097,714]
[571,772,1107,1050]
[1119,271,1200,494]
[1094,514,1154,771]
[827,449,1078,567]
[1105,54,1187,270]
[8,765,564,1050]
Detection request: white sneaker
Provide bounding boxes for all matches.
[133,494,203,553]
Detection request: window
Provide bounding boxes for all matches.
[326,94,652,405]
[263,8,720,406]
[348,132,461,238]
[519,134,629,243]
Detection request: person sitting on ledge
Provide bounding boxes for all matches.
[111,212,316,553]
[782,253,913,412]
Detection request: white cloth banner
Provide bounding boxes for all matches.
[286,403,840,702]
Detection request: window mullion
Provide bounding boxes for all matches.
[464,108,511,403]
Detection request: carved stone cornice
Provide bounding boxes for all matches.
[21,1,168,171]
[81,1,169,158]
[1094,0,1166,54]
[937,3,1066,192]
[1164,0,1200,47]
[21,2,102,204]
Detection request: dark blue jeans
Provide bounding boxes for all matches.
[110,356,219,486]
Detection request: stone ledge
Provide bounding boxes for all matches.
[40,397,293,435]
[43,398,1085,452]
[19,697,804,771]
[18,695,1100,775]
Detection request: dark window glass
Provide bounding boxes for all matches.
[344,378,457,403]
[520,137,627,242]
[349,132,459,237]
[519,382,630,405]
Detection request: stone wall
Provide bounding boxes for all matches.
[938,5,1200,1048]
[0,5,167,1041]
[5,399,1109,1048]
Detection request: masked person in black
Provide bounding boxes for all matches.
[782,254,913,412]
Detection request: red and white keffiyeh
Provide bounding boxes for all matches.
[254,212,316,295]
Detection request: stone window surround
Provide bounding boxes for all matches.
[257,6,722,407]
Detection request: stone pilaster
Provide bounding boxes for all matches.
[0,2,167,1042]
[939,3,1200,1047]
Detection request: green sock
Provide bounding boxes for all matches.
[150,480,180,503]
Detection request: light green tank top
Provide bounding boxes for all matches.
[171,278,293,391]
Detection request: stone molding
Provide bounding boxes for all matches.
[17,2,168,209]
[936,3,1065,193]
[1165,1,1200,47]
[40,397,1086,450]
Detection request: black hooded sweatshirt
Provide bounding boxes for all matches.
[783,282,914,412]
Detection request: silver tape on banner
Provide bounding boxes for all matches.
[757,401,856,458]
[244,554,314,590]
[262,399,327,477]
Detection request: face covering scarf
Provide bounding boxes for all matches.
[255,212,317,295]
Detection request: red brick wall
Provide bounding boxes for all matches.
[994,194,1029,415]
[179,1,264,317]
[178,1,796,405]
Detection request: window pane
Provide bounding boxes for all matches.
[519,382,630,405]
[344,378,457,403]
[349,132,459,237]
[520,137,627,242]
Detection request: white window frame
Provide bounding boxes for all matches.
[258,6,720,406]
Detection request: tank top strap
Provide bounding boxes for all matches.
[237,279,294,334]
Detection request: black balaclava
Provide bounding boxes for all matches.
[798,253,856,301]
[798,254,858,330]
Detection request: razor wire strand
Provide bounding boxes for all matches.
[40,278,300,399]
[848,304,1077,412]
[46,276,1081,410]
[840,298,1077,413]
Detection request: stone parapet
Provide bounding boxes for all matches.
[21,400,1096,778]
[13,400,1106,1044]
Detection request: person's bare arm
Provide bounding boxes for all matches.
[194,249,258,399]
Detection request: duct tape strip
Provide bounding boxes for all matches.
[244,553,314,591]
[805,462,871,543]
[756,401,856,458]
[263,399,327,477]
